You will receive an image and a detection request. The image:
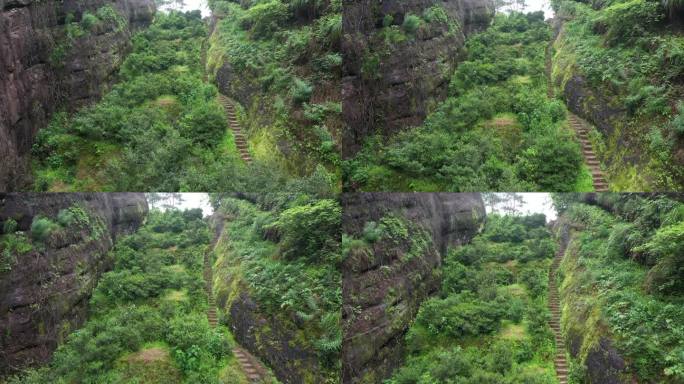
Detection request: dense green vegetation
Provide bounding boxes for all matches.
[6,208,252,384]
[211,194,341,383]
[207,0,341,185]
[551,0,684,190]
[0,205,106,273]
[386,213,558,383]
[553,194,684,383]
[32,9,338,192]
[345,12,589,192]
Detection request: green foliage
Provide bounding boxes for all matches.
[634,221,684,294]
[402,14,422,34]
[276,199,341,263]
[345,13,583,191]
[38,8,340,192]
[595,0,664,45]
[391,212,556,383]
[3,218,17,234]
[0,233,33,273]
[214,196,340,377]
[422,6,449,24]
[30,216,59,242]
[80,12,99,31]
[178,99,226,147]
[7,207,236,383]
[240,0,289,38]
[560,198,684,383]
[291,78,313,105]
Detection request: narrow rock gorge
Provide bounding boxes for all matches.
[342,0,494,156]
[0,0,155,190]
[0,193,148,374]
[341,193,485,383]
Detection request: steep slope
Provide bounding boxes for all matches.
[550,0,684,190]
[206,0,341,184]
[0,193,148,375]
[384,212,558,383]
[552,194,684,383]
[344,12,588,192]
[0,0,155,190]
[211,196,341,383]
[341,193,485,383]
[342,0,494,156]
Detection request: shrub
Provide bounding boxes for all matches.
[80,12,99,32]
[402,14,422,34]
[240,0,289,38]
[3,218,17,234]
[179,101,226,147]
[276,199,341,263]
[30,217,59,242]
[597,0,664,45]
[291,78,313,104]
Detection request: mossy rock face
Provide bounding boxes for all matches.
[342,0,495,157]
[341,193,485,383]
[554,218,636,384]
[0,193,148,375]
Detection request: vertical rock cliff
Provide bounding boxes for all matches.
[0,0,155,190]
[342,0,494,157]
[0,193,148,374]
[341,193,485,383]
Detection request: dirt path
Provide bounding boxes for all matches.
[218,94,253,164]
[549,250,568,384]
[204,236,269,383]
[545,38,609,192]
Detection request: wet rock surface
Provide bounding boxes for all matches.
[341,193,485,383]
[0,0,155,190]
[0,193,148,374]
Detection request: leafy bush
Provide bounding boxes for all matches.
[179,101,226,147]
[276,199,341,263]
[291,77,313,104]
[595,0,664,45]
[30,216,59,242]
[80,12,99,31]
[402,14,422,34]
[240,0,289,38]
[3,218,17,234]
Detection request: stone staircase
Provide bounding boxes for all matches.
[218,94,252,164]
[203,250,268,383]
[549,251,568,384]
[204,252,218,328]
[233,346,270,383]
[567,114,609,191]
[546,37,608,192]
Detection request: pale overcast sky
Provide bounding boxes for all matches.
[159,0,211,17]
[486,193,557,221]
[500,0,554,19]
[148,193,214,216]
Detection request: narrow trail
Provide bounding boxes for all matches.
[218,94,253,164]
[204,234,269,383]
[549,250,568,384]
[567,115,609,191]
[545,36,609,192]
